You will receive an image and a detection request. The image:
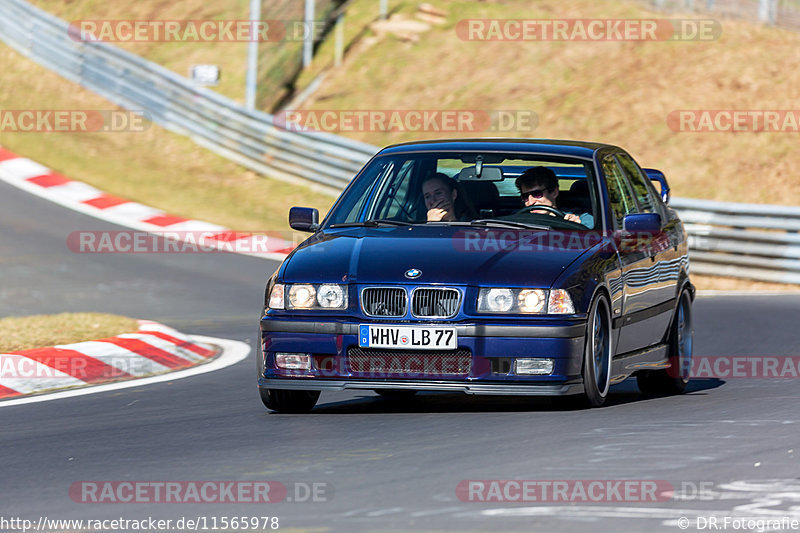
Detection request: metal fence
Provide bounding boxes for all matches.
[644,0,800,29]
[1,0,799,284]
[0,0,375,195]
[670,198,800,284]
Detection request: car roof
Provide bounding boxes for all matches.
[376,138,619,158]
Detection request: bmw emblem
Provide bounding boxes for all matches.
[404,268,422,279]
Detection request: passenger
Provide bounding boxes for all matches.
[515,166,594,227]
[422,173,471,222]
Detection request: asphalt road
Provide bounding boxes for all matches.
[1,179,799,533]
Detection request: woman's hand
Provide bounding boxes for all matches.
[427,200,456,221]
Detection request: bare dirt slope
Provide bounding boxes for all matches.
[298,0,800,205]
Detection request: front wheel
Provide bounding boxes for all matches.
[637,290,693,395]
[581,294,613,407]
[259,388,320,413]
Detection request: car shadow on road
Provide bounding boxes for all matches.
[307,378,726,414]
[591,378,726,409]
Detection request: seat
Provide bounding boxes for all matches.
[558,180,592,214]
[459,181,500,216]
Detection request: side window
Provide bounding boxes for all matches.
[616,153,662,216]
[602,155,637,229]
[326,159,393,225]
[369,159,416,220]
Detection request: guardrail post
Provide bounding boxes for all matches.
[245,0,261,109]
[759,0,778,24]
[303,0,315,68]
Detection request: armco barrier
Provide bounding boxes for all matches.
[669,198,800,284]
[1,0,799,284]
[0,0,376,195]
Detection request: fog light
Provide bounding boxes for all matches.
[275,352,311,370]
[515,358,554,375]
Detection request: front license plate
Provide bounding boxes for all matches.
[359,325,457,350]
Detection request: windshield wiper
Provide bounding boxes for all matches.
[470,219,551,230]
[329,219,415,228]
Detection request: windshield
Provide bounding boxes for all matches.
[323,151,599,230]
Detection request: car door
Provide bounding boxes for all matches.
[601,154,649,354]
[614,152,676,353]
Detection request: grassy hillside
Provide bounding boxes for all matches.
[28,0,375,111]
[30,0,254,105]
[0,42,334,232]
[295,0,800,205]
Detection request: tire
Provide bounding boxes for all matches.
[581,294,613,408]
[259,388,320,413]
[375,389,418,399]
[637,290,693,395]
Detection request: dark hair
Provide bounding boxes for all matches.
[515,166,558,192]
[421,172,457,192]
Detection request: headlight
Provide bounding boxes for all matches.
[477,288,574,314]
[268,283,348,310]
[478,288,514,312]
[288,284,316,309]
[267,283,285,309]
[517,289,546,313]
[317,284,346,308]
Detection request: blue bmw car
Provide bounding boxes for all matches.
[258,139,694,412]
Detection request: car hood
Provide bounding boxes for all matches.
[281,226,594,288]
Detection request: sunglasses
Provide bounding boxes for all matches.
[520,188,550,201]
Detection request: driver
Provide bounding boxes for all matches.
[516,166,594,227]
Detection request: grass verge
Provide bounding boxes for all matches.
[0,43,335,232]
[0,313,139,352]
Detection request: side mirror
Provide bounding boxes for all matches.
[289,207,319,232]
[644,168,670,204]
[623,213,661,232]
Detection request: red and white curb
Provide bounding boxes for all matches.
[0,320,221,400]
[0,146,295,261]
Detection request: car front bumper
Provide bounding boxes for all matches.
[257,378,584,396]
[259,317,588,395]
